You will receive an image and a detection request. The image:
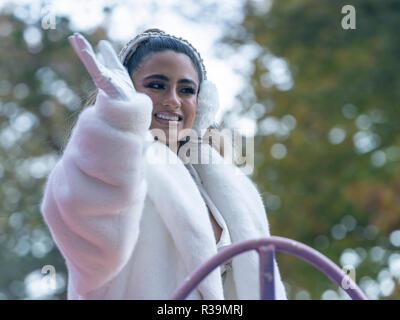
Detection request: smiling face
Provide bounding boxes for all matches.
[131,50,199,145]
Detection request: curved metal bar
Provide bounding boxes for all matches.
[171,236,368,300]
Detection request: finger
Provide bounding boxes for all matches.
[96,50,106,66]
[68,34,87,64]
[73,34,120,94]
[79,49,105,86]
[67,35,79,54]
[74,34,103,71]
[69,34,105,87]
[68,33,91,62]
[73,33,97,57]
[69,35,93,76]
[97,40,125,70]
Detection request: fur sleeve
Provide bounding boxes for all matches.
[40,92,152,295]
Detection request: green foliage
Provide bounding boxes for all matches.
[1,0,399,300]
[221,0,400,299]
[0,11,108,299]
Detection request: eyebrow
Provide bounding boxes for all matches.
[143,74,198,88]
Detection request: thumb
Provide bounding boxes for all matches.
[97,40,125,71]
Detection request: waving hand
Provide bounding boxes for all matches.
[68,33,136,101]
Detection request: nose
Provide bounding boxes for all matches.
[162,88,181,109]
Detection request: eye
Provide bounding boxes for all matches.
[146,82,165,90]
[181,87,196,95]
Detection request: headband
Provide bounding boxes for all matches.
[118,29,207,81]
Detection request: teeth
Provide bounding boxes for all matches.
[155,113,181,121]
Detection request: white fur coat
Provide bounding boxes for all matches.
[40,93,287,300]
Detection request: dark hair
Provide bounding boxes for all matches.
[125,34,204,85]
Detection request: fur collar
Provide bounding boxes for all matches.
[144,141,270,299]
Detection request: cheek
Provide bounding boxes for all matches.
[183,100,197,121]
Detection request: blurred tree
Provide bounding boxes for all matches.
[0,5,109,299]
[1,0,399,301]
[220,0,400,299]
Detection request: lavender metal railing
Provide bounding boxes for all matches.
[171,236,368,300]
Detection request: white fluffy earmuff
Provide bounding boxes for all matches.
[192,80,220,135]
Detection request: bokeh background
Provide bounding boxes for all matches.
[0,0,399,300]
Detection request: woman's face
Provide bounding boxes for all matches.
[132,50,199,144]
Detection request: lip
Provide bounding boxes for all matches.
[153,111,183,125]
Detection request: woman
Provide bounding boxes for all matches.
[41,29,287,300]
